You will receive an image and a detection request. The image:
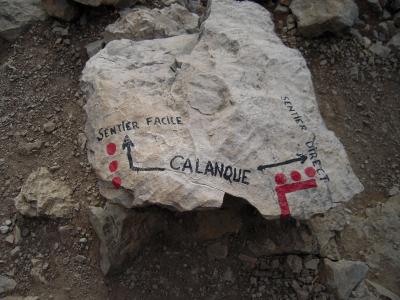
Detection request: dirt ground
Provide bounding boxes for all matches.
[0,2,399,300]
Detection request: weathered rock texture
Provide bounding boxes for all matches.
[0,0,47,40]
[290,0,359,37]
[340,196,400,295]
[82,0,363,219]
[14,167,78,218]
[89,203,165,274]
[322,259,368,300]
[104,4,199,42]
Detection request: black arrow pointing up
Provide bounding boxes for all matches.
[257,154,307,171]
[122,135,134,169]
[122,135,165,172]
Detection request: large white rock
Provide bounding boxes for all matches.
[104,4,199,42]
[0,0,47,40]
[81,0,363,219]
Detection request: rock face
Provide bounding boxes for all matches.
[104,4,199,42]
[41,0,80,21]
[322,259,368,300]
[14,167,78,218]
[89,203,164,274]
[0,0,47,40]
[290,0,359,37]
[82,0,363,219]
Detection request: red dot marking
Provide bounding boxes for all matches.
[290,171,302,181]
[107,143,117,155]
[275,173,287,185]
[305,167,316,178]
[109,160,118,172]
[112,177,121,189]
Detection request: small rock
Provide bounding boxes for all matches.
[275,4,290,13]
[4,220,12,226]
[222,267,235,283]
[370,43,391,58]
[85,39,105,58]
[5,235,14,244]
[79,237,87,243]
[286,255,303,273]
[304,258,320,270]
[43,121,56,133]
[0,225,9,234]
[73,255,86,263]
[322,259,368,300]
[388,33,400,51]
[0,275,17,294]
[387,185,399,197]
[10,246,21,257]
[20,140,43,154]
[14,167,77,218]
[290,0,359,37]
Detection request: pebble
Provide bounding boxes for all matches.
[79,237,88,243]
[0,225,9,234]
[10,246,21,257]
[387,185,399,197]
[286,255,303,274]
[304,259,320,270]
[43,121,56,133]
[5,234,14,244]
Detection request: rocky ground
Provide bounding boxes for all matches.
[0,0,400,299]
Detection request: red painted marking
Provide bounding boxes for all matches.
[107,143,117,155]
[275,179,318,217]
[112,177,121,189]
[305,167,316,178]
[290,170,302,181]
[275,173,287,185]
[109,160,118,172]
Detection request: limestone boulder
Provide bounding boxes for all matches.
[290,0,359,37]
[104,4,199,42]
[14,167,78,218]
[0,0,47,40]
[81,0,363,220]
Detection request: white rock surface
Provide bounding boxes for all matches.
[82,0,363,219]
[104,4,199,42]
[14,167,78,218]
[0,0,47,40]
[290,0,359,37]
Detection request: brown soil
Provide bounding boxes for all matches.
[0,2,399,300]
